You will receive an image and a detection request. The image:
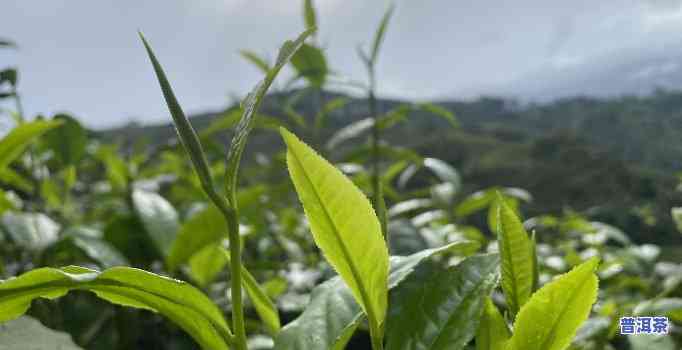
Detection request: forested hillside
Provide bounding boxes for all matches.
[99,89,682,245]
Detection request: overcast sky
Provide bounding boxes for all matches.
[3,0,682,129]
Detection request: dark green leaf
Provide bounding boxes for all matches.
[385,254,500,350]
[291,44,327,88]
[139,32,215,195]
[43,114,87,166]
[274,242,472,350]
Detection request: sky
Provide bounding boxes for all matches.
[3,0,682,129]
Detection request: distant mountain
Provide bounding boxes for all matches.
[97,89,682,244]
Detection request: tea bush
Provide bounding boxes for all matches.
[0,1,680,349]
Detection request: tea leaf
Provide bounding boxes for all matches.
[0,266,233,349]
[507,257,599,350]
[384,254,499,350]
[291,43,327,88]
[371,3,395,63]
[0,120,62,170]
[167,204,226,271]
[225,28,314,205]
[43,114,87,166]
[280,127,389,337]
[274,243,468,350]
[131,189,179,258]
[475,297,510,350]
[188,244,281,336]
[0,316,82,350]
[492,192,534,316]
[139,32,215,195]
[304,0,317,31]
[1,212,60,252]
[240,50,271,74]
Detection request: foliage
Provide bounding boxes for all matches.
[0,1,681,349]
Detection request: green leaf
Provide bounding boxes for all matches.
[0,266,232,349]
[280,127,389,339]
[188,243,281,336]
[188,243,229,287]
[0,120,62,170]
[476,297,510,350]
[423,158,461,192]
[131,189,179,258]
[43,114,87,166]
[1,211,60,251]
[167,204,227,271]
[291,43,328,88]
[507,257,600,350]
[304,0,317,31]
[492,192,534,316]
[59,226,129,268]
[139,32,215,195]
[385,254,500,350]
[370,3,395,63]
[240,50,271,74]
[274,243,467,350]
[225,28,314,205]
[0,316,82,350]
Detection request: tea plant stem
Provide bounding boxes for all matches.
[209,193,247,350]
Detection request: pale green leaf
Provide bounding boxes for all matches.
[476,297,510,350]
[188,243,229,287]
[167,204,226,271]
[492,193,533,316]
[280,127,388,336]
[0,266,232,349]
[507,257,600,350]
[0,120,62,170]
[385,254,500,350]
[672,207,682,234]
